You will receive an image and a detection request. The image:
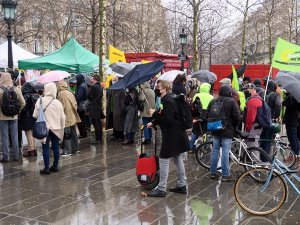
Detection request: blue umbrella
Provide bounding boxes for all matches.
[108,60,164,90]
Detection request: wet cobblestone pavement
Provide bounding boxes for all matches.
[0,131,299,225]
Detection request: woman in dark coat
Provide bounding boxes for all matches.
[87,75,103,144]
[20,82,39,156]
[147,80,189,197]
[75,74,88,138]
[122,88,139,145]
[172,74,187,96]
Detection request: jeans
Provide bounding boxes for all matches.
[42,130,60,170]
[157,154,187,192]
[286,126,300,155]
[189,133,198,151]
[142,117,152,140]
[210,136,232,177]
[0,120,19,160]
[91,119,102,141]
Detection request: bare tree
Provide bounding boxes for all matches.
[226,0,259,63]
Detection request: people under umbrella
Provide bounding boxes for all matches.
[0,68,299,192]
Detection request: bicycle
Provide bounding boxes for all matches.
[260,133,296,168]
[234,149,300,215]
[195,130,271,173]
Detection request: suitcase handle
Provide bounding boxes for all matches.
[140,125,158,155]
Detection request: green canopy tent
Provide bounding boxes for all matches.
[18,36,99,73]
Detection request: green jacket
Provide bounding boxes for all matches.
[192,83,214,110]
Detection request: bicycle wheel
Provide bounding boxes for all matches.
[195,141,221,170]
[243,147,271,171]
[277,145,296,168]
[234,167,287,215]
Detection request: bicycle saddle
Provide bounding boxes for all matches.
[235,130,250,139]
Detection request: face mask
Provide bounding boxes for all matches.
[154,89,161,97]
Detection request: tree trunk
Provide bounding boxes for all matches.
[99,0,106,81]
[241,0,249,64]
[193,0,199,71]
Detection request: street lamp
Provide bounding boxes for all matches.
[1,0,17,70]
[179,28,187,71]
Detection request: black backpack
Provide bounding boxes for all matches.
[1,86,20,117]
[175,94,193,130]
[253,97,272,128]
[207,98,228,131]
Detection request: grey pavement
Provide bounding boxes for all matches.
[0,131,298,225]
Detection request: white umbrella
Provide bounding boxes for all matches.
[157,70,184,82]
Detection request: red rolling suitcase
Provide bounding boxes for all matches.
[136,126,159,190]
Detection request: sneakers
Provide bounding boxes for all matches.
[142,139,151,145]
[209,173,218,179]
[49,166,58,173]
[0,159,9,163]
[40,169,50,175]
[169,186,187,194]
[221,175,235,182]
[147,189,166,197]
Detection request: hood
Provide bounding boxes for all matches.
[57,80,69,93]
[0,72,13,87]
[44,82,57,98]
[267,80,277,94]
[22,82,36,94]
[199,83,211,93]
[253,78,262,87]
[140,81,150,89]
[219,85,232,97]
[76,74,85,85]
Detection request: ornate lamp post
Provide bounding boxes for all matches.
[1,0,17,70]
[179,28,187,71]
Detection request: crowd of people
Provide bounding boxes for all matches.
[0,70,299,193]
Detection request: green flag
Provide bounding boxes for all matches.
[272,38,300,72]
[231,65,240,91]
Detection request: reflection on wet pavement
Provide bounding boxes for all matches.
[0,131,298,225]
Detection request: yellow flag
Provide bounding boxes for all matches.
[109,45,126,64]
[231,65,240,91]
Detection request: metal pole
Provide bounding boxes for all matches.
[7,20,13,70]
[180,44,184,71]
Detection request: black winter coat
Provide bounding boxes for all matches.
[152,93,189,158]
[20,83,38,131]
[283,95,299,127]
[87,82,103,120]
[208,86,241,138]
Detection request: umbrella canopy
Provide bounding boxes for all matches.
[191,70,217,83]
[275,72,300,102]
[109,62,136,77]
[28,80,44,91]
[108,60,164,90]
[227,64,247,79]
[157,70,184,82]
[68,75,93,86]
[18,36,99,73]
[38,70,70,84]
